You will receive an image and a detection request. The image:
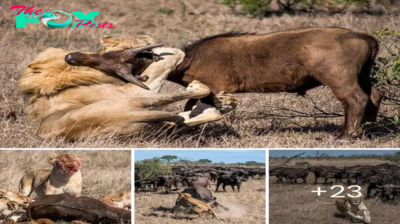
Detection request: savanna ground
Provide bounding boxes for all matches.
[0,150,131,199]
[269,158,400,224]
[1,0,399,148]
[135,179,265,224]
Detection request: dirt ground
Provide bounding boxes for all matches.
[269,158,400,224]
[0,0,399,148]
[135,179,266,224]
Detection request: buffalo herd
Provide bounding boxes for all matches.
[136,165,265,194]
[135,165,265,215]
[270,163,400,202]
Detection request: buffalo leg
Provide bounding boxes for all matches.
[362,86,382,123]
[171,203,181,213]
[332,84,369,139]
[216,182,221,192]
[184,99,199,111]
[222,184,227,192]
[231,185,235,192]
[237,184,240,192]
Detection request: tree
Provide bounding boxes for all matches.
[161,155,178,163]
[135,158,172,179]
[198,159,213,164]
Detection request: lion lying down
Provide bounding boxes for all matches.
[19,36,237,141]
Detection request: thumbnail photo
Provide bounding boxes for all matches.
[269,150,400,224]
[135,150,266,223]
[0,150,131,223]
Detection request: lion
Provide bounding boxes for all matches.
[317,192,371,224]
[99,192,131,210]
[171,193,218,219]
[19,36,237,140]
[0,190,30,222]
[0,190,30,207]
[19,154,83,198]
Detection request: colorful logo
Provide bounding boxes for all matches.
[10,6,113,28]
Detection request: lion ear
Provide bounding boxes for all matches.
[48,157,58,165]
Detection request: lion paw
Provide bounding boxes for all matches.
[186,80,211,98]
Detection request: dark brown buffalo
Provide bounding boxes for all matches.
[168,28,381,139]
[184,176,211,188]
[66,28,381,138]
[310,166,343,185]
[26,194,131,223]
[278,167,311,184]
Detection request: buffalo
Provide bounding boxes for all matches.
[178,186,229,211]
[216,175,242,192]
[25,194,131,223]
[166,28,381,139]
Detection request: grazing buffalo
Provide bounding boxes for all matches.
[310,166,342,185]
[278,167,311,184]
[167,28,381,139]
[367,173,392,198]
[184,176,211,188]
[216,175,242,192]
[155,176,178,193]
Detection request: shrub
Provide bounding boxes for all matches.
[371,29,400,130]
[135,158,172,179]
[221,0,272,17]
[295,161,310,166]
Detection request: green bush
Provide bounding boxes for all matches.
[221,0,272,17]
[372,29,400,128]
[135,158,172,179]
[295,161,310,166]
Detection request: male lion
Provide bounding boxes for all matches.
[19,154,83,198]
[317,192,371,224]
[19,36,237,141]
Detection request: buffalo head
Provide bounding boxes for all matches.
[65,43,164,90]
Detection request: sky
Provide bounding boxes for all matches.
[269,150,400,158]
[135,150,266,163]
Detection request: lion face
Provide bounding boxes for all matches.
[48,154,83,175]
[347,192,363,205]
[0,190,30,207]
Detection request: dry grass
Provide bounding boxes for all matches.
[1,0,399,147]
[269,158,400,224]
[0,150,131,199]
[135,179,265,224]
